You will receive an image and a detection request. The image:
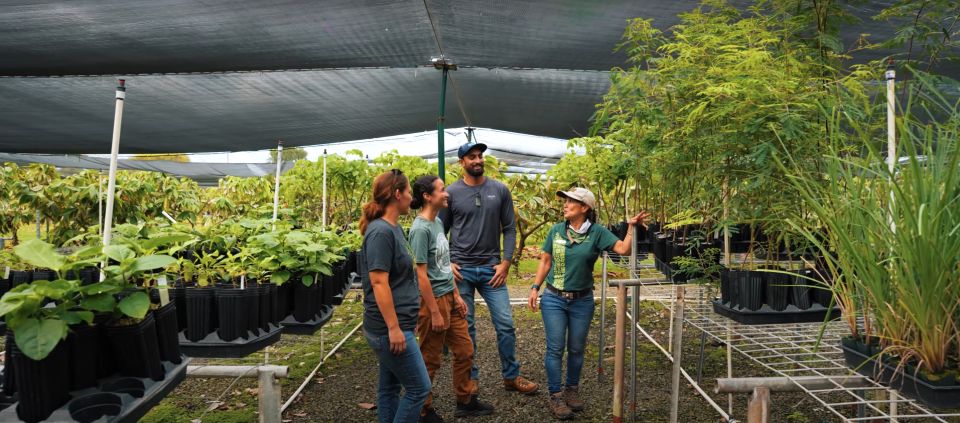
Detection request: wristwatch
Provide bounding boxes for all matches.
[530,284,540,291]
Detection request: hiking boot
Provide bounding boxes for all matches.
[454,395,495,417]
[547,392,574,420]
[563,385,585,412]
[420,407,446,423]
[503,375,539,395]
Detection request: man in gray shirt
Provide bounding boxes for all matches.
[440,141,540,396]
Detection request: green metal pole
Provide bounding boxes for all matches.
[437,67,449,179]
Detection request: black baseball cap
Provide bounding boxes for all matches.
[457,142,488,159]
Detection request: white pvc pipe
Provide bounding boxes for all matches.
[272,141,283,228]
[886,63,896,234]
[322,149,328,228]
[102,80,126,248]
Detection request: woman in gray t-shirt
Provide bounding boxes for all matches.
[359,169,431,423]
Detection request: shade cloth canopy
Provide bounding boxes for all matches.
[0,0,951,154]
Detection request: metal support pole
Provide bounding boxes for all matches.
[669,286,684,423]
[98,172,103,235]
[885,60,897,234]
[272,140,283,229]
[612,283,627,423]
[746,387,770,423]
[436,64,449,179]
[629,225,638,278]
[322,149,327,228]
[889,389,899,422]
[630,284,639,420]
[599,252,608,380]
[727,326,734,415]
[259,368,282,423]
[102,79,126,248]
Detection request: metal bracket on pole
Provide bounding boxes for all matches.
[186,365,289,423]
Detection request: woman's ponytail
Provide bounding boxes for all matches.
[360,169,410,235]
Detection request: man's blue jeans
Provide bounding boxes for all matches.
[457,265,520,381]
[540,290,595,394]
[364,329,431,423]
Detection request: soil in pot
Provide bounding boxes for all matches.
[9,333,71,423]
[105,313,165,381]
[185,288,215,342]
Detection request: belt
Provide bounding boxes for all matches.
[545,284,592,300]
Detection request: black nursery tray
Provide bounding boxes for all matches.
[179,325,282,358]
[280,304,334,335]
[712,299,841,325]
[0,356,189,423]
[841,339,960,410]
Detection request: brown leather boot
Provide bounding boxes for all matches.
[563,385,584,412]
[547,392,574,420]
[503,375,539,395]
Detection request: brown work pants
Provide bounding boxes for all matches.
[416,292,477,411]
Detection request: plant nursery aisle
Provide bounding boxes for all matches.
[279,297,841,423]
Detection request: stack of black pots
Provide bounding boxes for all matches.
[2,297,183,422]
[714,267,839,324]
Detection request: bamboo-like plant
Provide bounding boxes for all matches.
[780,71,960,376]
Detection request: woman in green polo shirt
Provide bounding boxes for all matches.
[527,187,648,420]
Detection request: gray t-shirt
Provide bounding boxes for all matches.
[440,178,517,267]
[409,216,455,297]
[360,218,419,335]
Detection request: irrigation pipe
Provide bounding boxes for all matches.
[280,321,363,412]
[623,301,732,422]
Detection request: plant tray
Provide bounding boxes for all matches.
[178,325,282,358]
[712,299,840,325]
[0,356,189,422]
[840,339,960,410]
[280,304,334,335]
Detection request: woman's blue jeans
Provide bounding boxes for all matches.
[540,290,595,394]
[364,329,431,423]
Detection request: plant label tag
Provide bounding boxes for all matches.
[157,275,170,306]
[3,267,8,280]
[240,275,246,290]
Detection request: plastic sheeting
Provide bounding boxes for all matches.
[0,68,609,153]
[0,153,292,185]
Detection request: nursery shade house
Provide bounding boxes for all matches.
[3,1,960,423]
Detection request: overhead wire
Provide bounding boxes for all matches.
[420,0,472,128]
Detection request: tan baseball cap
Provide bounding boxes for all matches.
[557,187,596,209]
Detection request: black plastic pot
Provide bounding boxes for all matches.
[276,282,293,321]
[10,334,71,423]
[3,333,15,396]
[154,303,182,364]
[10,270,31,287]
[105,313,165,381]
[216,287,246,341]
[79,267,100,286]
[185,288,215,342]
[293,279,319,322]
[719,269,731,303]
[812,271,834,306]
[0,278,9,298]
[728,271,748,309]
[321,272,335,308]
[346,251,358,279]
[258,284,273,330]
[67,392,122,422]
[738,271,764,311]
[68,323,101,391]
[170,287,187,332]
[790,271,812,310]
[30,269,56,282]
[93,313,116,380]
[764,272,790,311]
[242,286,260,335]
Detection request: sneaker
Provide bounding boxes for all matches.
[503,375,540,395]
[420,407,446,423]
[454,395,495,417]
[563,385,585,412]
[547,392,574,420]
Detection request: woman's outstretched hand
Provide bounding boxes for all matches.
[627,211,651,228]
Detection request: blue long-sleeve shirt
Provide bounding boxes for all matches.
[440,178,517,266]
